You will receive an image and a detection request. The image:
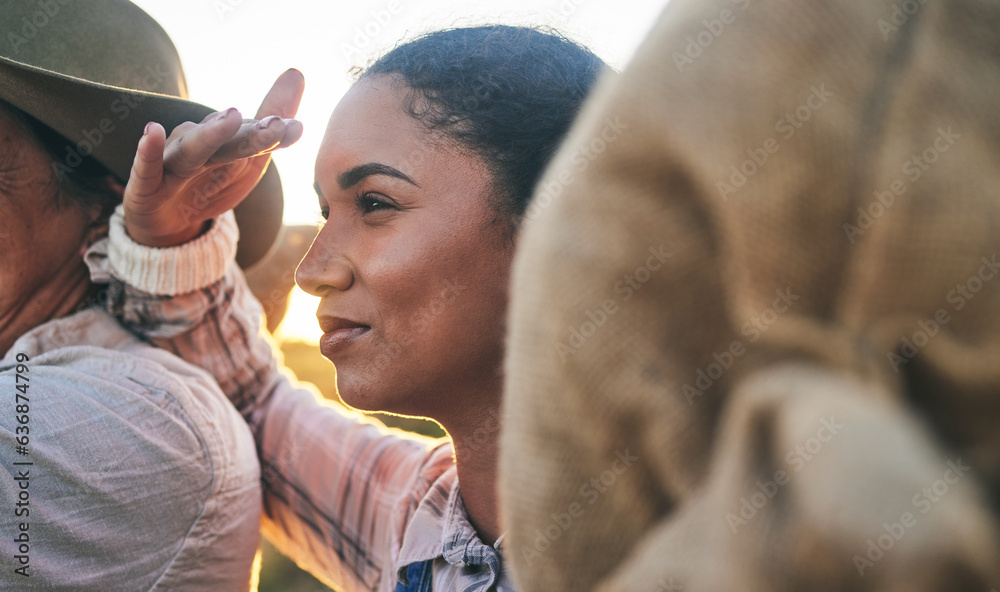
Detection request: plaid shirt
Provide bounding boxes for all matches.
[87,214,514,592]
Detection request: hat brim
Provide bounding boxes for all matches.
[0,55,283,268]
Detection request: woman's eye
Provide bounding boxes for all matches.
[355,192,393,215]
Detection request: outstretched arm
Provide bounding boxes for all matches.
[91,70,448,591]
[101,221,442,591]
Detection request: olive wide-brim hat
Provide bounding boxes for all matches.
[0,0,282,267]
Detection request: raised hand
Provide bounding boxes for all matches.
[123,69,305,247]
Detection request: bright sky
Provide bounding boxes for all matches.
[131,0,668,342]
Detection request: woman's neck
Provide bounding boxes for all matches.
[438,387,504,545]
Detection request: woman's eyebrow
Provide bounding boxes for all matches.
[338,163,419,190]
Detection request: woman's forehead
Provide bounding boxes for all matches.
[315,77,444,185]
[325,77,419,142]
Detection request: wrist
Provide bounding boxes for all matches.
[109,205,239,295]
[124,211,212,248]
[128,220,213,248]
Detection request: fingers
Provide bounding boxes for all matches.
[207,114,304,164]
[255,68,306,120]
[157,69,305,178]
[277,119,304,148]
[126,122,166,199]
[163,107,243,177]
[256,70,305,149]
[208,116,286,164]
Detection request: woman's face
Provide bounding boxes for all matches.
[297,75,513,418]
[0,107,99,354]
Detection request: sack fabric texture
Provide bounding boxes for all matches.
[500,0,1000,590]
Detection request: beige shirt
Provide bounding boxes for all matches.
[0,307,261,591]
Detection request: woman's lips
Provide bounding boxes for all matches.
[318,321,370,357]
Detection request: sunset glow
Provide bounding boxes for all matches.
[132,0,668,343]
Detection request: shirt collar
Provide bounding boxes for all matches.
[395,467,505,588]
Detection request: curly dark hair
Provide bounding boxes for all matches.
[361,25,606,225]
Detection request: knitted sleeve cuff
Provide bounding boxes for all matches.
[107,204,239,296]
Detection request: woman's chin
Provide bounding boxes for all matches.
[334,376,390,413]
[335,375,431,419]
[334,384,375,413]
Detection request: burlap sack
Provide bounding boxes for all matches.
[500,0,1000,590]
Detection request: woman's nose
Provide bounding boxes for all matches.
[295,228,354,296]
